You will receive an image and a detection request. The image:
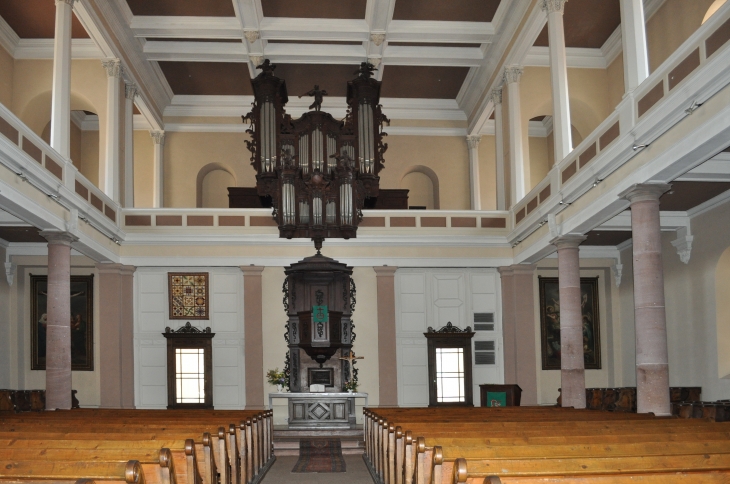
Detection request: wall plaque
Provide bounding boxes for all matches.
[308,368,334,387]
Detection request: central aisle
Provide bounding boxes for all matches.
[262,455,374,483]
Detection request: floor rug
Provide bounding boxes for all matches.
[291,439,346,473]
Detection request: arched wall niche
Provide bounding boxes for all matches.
[704,0,728,23]
[399,165,440,210]
[196,162,237,208]
[715,246,730,379]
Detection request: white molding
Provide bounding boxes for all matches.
[120,255,515,268]
[164,95,467,121]
[130,16,243,39]
[601,25,623,66]
[143,39,246,62]
[70,111,100,131]
[0,14,19,56]
[385,126,467,137]
[0,210,29,226]
[677,152,730,181]
[164,123,248,133]
[687,185,730,218]
[259,17,369,42]
[13,38,103,59]
[383,45,483,67]
[525,46,608,69]
[528,120,550,137]
[386,20,493,44]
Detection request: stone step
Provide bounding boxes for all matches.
[274,447,364,456]
[274,439,364,449]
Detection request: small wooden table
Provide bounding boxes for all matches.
[479,384,522,407]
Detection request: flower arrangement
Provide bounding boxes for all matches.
[266,368,287,390]
[343,379,358,392]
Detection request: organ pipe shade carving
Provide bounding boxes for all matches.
[244,60,389,251]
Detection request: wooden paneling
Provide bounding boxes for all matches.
[451,217,477,228]
[599,122,620,150]
[187,216,214,226]
[75,181,89,200]
[0,117,18,143]
[262,0,367,19]
[669,48,700,91]
[539,185,551,203]
[638,82,664,117]
[421,217,447,227]
[390,217,416,227]
[125,215,151,226]
[525,197,538,215]
[250,216,277,226]
[481,218,506,228]
[381,66,470,99]
[45,156,63,180]
[90,193,103,212]
[579,143,597,168]
[706,17,730,58]
[104,206,116,222]
[156,215,183,226]
[561,160,577,183]
[22,138,42,164]
[360,217,386,227]
[219,216,246,226]
[0,1,89,38]
[158,62,254,96]
[125,0,235,17]
[392,0,501,22]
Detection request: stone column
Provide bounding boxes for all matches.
[102,59,123,202]
[151,130,165,208]
[123,83,137,208]
[374,266,398,406]
[97,263,136,408]
[551,235,587,409]
[504,66,526,206]
[242,266,265,409]
[466,135,482,210]
[543,0,572,162]
[492,88,506,211]
[40,230,78,410]
[50,0,75,159]
[620,183,672,416]
[620,0,650,91]
[498,264,538,405]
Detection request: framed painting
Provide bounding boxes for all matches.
[539,276,601,370]
[31,274,94,371]
[168,273,209,320]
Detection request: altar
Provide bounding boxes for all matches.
[269,392,368,428]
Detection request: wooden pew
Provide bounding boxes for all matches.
[363,407,730,484]
[0,409,275,484]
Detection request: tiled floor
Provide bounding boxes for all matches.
[262,455,374,483]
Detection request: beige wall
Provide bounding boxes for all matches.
[261,267,288,423]
[3,257,101,406]
[134,130,155,208]
[533,259,622,405]
[528,136,550,191]
[606,54,625,112]
[164,132,254,208]
[201,169,235,208]
[478,134,497,210]
[0,45,13,109]
[382,135,471,210]
[401,171,434,208]
[647,0,717,73]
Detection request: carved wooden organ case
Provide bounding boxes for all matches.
[244,61,389,250]
[282,253,356,392]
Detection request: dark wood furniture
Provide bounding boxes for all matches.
[228,187,271,208]
[363,189,409,209]
[424,322,475,407]
[479,384,522,407]
[0,389,80,412]
[163,322,215,409]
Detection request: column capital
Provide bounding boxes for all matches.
[541,0,567,14]
[618,183,671,203]
[490,88,503,105]
[503,66,523,84]
[550,234,587,250]
[150,130,166,145]
[465,135,481,149]
[240,265,265,276]
[55,0,77,6]
[373,266,398,276]
[40,230,78,246]
[125,83,138,100]
[101,59,123,79]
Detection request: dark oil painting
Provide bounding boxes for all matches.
[31,274,94,371]
[539,276,601,370]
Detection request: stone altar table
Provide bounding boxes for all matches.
[269,392,368,428]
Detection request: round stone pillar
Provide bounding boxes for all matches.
[620,183,671,416]
[40,230,78,410]
[551,234,587,409]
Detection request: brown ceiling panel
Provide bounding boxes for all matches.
[261,0,367,19]
[582,230,632,246]
[267,40,363,45]
[158,62,254,96]
[0,226,46,243]
[0,1,88,38]
[393,0,501,22]
[126,0,235,17]
[381,66,470,99]
[146,38,243,43]
[534,0,621,48]
[387,42,482,48]
[659,181,730,211]
[274,64,360,98]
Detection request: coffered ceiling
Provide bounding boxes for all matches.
[0,0,665,132]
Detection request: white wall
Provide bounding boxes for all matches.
[394,268,502,407]
[134,267,246,409]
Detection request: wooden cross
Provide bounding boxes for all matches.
[338,350,364,368]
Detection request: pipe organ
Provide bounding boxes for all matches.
[244,61,389,250]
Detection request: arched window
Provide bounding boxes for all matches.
[400,166,440,210]
[197,163,237,208]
